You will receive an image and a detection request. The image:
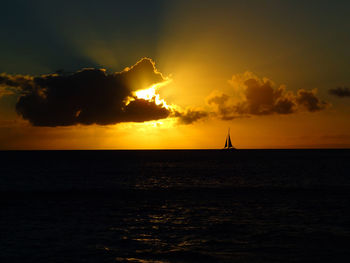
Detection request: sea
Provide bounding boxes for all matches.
[1,149,350,263]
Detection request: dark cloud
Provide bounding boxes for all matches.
[120,99,170,123]
[121,58,164,91]
[206,92,240,120]
[329,86,350,98]
[239,79,297,115]
[274,97,296,114]
[175,109,208,125]
[207,74,328,120]
[296,89,328,112]
[0,58,172,126]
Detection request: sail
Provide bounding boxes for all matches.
[224,128,235,149]
[228,135,233,148]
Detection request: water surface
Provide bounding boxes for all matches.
[1,150,350,262]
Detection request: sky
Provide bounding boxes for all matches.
[0,0,349,149]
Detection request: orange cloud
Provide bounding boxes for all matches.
[207,72,329,120]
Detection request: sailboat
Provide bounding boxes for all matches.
[224,128,235,149]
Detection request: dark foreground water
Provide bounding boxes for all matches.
[1,150,350,262]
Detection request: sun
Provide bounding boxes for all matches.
[118,79,180,130]
[133,79,174,110]
[134,86,157,101]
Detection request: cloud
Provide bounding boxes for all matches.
[174,108,208,124]
[207,72,328,120]
[1,65,331,127]
[0,73,33,98]
[0,58,174,126]
[296,89,328,112]
[0,86,14,98]
[329,86,350,98]
[206,91,242,120]
[120,99,170,123]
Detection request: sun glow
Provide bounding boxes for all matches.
[134,86,157,101]
[133,80,175,110]
[118,79,179,131]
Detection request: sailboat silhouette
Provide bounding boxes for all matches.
[224,128,235,149]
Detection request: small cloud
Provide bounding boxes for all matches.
[296,89,329,112]
[329,86,350,98]
[0,73,33,98]
[174,108,208,125]
[0,86,14,98]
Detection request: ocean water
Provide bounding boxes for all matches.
[1,150,350,262]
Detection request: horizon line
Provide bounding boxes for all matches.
[1,148,350,151]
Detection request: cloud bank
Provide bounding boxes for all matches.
[329,86,350,98]
[0,58,173,126]
[0,64,329,127]
[207,72,328,120]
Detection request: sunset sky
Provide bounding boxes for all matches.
[0,0,349,149]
